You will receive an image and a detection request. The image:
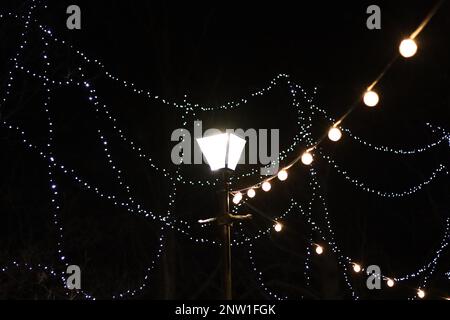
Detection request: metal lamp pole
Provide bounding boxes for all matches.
[220,170,252,300]
[222,173,232,300]
[200,169,252,300]
[196,132,250,300]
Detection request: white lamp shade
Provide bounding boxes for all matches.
[196,132,246,171]
[227,133,246,170]
[196,133,228,171]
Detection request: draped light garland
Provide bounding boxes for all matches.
[225,0,448,299]
[0,0,449,300]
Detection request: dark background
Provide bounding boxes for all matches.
[0,0,449,299]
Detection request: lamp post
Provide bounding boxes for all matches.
[197,132,252,300]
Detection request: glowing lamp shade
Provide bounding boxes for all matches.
[227,134,247,170]
[196,133,246,171]
[399,38,417,58]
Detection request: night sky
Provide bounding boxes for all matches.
[0,0,449,300]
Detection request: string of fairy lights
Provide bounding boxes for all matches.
[0,1,446,300]
[228,0,448,203]
[12,58,449,185]
[0,0,449,299]
[225,0,449,299]
[229,75,446,300]
[232,182,450,300]
[241,198,449,299]
[7,19,449,186]
[40,13,71,293]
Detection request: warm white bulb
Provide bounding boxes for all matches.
[262,181,271,192]
[247,188,256,198]
[232,192,242,204]
[315,245,324,255]
[387,279,395,288]
[363,90,379,107]
[353,263,361,273]
[277,170,288,181]
[399,38,417,58]
[301,152,313,165]
[328,127,342,142]
[417,289,425,299]
[274,222,283,232]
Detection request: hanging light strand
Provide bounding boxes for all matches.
[226,2,446,200]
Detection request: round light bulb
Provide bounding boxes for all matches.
[301,152,313,166]
[315,245,324,255]
[399,38,417,58]
[363,90,379,107]
[274,222,283,232]
[247,188,256,198]
[353,263,361,273]
[232,192,242,204]
[417,289,425,299]
[277,170,288,181]
[387,279,395,288]
[328,127,342,142]
[262,181,271,192]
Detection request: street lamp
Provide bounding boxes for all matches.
[197,132,252,300]
[196,132,246,171]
